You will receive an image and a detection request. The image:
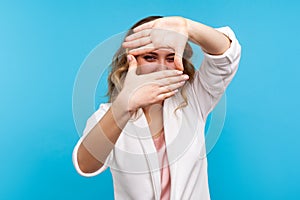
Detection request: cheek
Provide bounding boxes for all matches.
[167,62,176,70]
[137,64,159,74]
[136,58,160,74]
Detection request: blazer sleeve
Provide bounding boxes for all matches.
[191,26,241,120]
[72,103,114,177]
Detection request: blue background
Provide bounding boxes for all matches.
[1,0,299,199]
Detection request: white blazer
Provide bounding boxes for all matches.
[73,26,241,200]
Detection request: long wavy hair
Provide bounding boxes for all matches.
[107,16,196,113]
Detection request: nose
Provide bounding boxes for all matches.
[157,59,171,70]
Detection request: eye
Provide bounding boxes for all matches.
[166,57,174,63]
[143,55,157,62]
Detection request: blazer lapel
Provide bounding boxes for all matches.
[132,110,161,200]
[163,97,181,199]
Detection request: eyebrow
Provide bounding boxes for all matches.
[145,52,175,57]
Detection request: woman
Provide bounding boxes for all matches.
[73,16,241,200]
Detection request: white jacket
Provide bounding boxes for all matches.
[73,26,241,200]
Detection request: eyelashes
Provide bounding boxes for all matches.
[142,55,174,62]
[166,57,174,62]
[143,55,156,61]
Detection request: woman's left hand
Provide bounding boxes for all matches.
[122,17,189,71]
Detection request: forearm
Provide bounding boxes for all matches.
[77,94,132,173]
[185,18,231,55]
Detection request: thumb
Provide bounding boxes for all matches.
[127,54,137,74]
[174,52,184,71]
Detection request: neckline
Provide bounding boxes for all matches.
[153,129,164,140]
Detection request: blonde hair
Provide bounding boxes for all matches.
[107,16,196,113]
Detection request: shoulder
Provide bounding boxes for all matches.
[97,102,112,111]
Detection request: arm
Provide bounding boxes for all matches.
[122,16,241,119]
[184,18,241,118]
[186,18,231,55]
[191,25,241,119]
[76,95,131,174]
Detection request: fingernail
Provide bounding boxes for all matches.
[174,89,179,93]
[176,70,183,74]
[183,74,189,79]
[127,55,132,62]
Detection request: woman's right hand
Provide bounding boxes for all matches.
[117,54,189,114]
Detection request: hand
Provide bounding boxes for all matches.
[122,17,189,71]
[118,54,189,113]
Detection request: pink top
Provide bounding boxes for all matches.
[153,132,171,200]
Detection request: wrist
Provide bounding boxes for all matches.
[185,18,201,45]
[114,91,138,115]
[185,19,194,41]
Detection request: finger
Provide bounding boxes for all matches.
[159,81,186,93]
[125,29,151,41]
[156,74,189,86]
[146,69,183,80]
[174,52,184,71]
[127,54,137,74]
[128,43,155,55]
[122,36,151,48]
[133,20,156,32]
[156,89,179,101]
